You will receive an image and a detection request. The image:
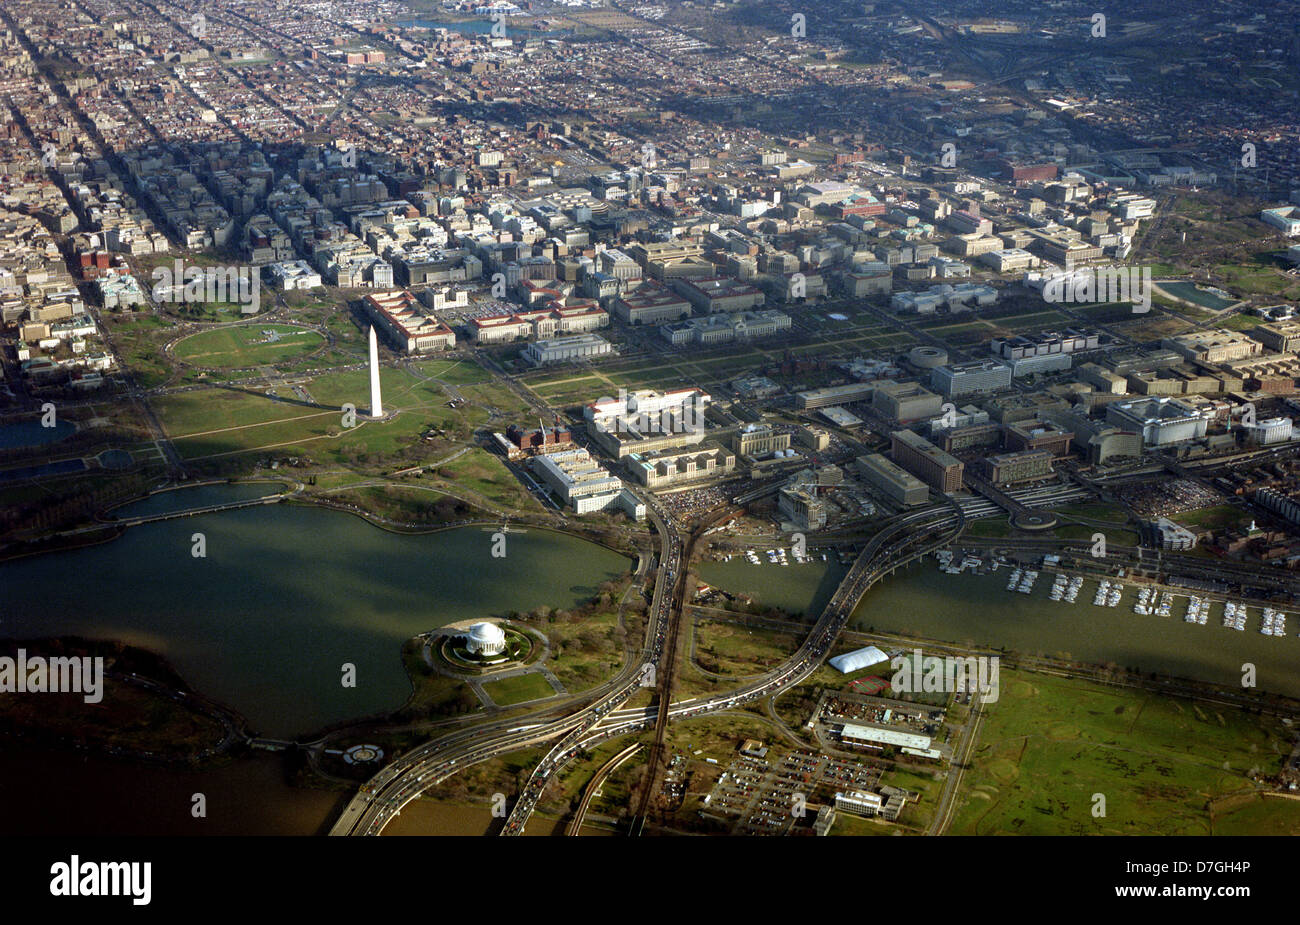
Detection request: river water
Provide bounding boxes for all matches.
[702,557,1300,697]
[0,498,631,736]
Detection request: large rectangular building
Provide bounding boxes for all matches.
[613,281,692,325]
[625,443,736,489]
[734,424,791,457]
[363,290,456,353]
[660,310,791,346]
[530,448,622,513]
[890,430,965,494]
[469,303,608,344]
[521,333,612,366]
[585,387,711,458]
[1250,319,1300,354]
[1106,396,1212,446]
[670,276,766,314]
[1005,420,1074,457]
[1162,330,1263,365]
[873,381,944,422]
[991,329,1099,360]
[855,454,928,506]
[796,382,876,410]
[980,449,1054,485]
[930,359,1013,398]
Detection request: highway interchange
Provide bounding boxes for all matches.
[328,441,1296,836]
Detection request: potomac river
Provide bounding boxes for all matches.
[0,489,632,736]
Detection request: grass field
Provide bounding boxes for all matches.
[483,672,556,706]
[693,619,802,677]
[1171,504,1252,531]
[173,324,324,368]
[949,670,1294,835]
[154,365,486,461]
[1208,793,1300,835]
[1057,502,1131,524]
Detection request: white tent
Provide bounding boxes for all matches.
[828,645,888,674]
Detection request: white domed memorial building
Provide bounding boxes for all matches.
[462,621,507,658]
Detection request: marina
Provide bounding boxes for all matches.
[938,551,1298,641]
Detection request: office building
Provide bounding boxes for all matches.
[980,449,1054,485]
[521,333,613,366]
[778,485,827,530]
[733,424,791,457]
[585,388,711,458]
[890,430,965,494]
[873,381,944,422]
[930,359,1012,398]
[625,443,736,489]
[855,454,928,506]
[1250,320,1300,354]
[363,290,456,353]
[613,281,692,325]
[1106,396,1212,446]
[797,382,876,410]
[528,448,645,520]
[670,276,766,314]
[1162,330,1263,365]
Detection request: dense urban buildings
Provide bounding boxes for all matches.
[2,0,1298,856]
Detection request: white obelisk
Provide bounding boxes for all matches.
[368,324,384,418]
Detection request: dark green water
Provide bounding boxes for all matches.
[0,419,75,449]
[851,564,1300,697]
[699,558,1300,697]
[110,481,288,518]
[0,504,631,736]
[697,558,849,616]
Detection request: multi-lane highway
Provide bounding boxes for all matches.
[331,486,971,836]
[327,468,1163,836]
[329,488,684,836]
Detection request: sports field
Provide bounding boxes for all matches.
[173,324,324,368]
[949,670,1296,835]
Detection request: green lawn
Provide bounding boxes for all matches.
[173,324,324,368]
[949,670,1293,835]
[482,672,556,706]
[1171,504,1251,531]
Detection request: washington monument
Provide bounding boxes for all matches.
[368,324,384,418]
